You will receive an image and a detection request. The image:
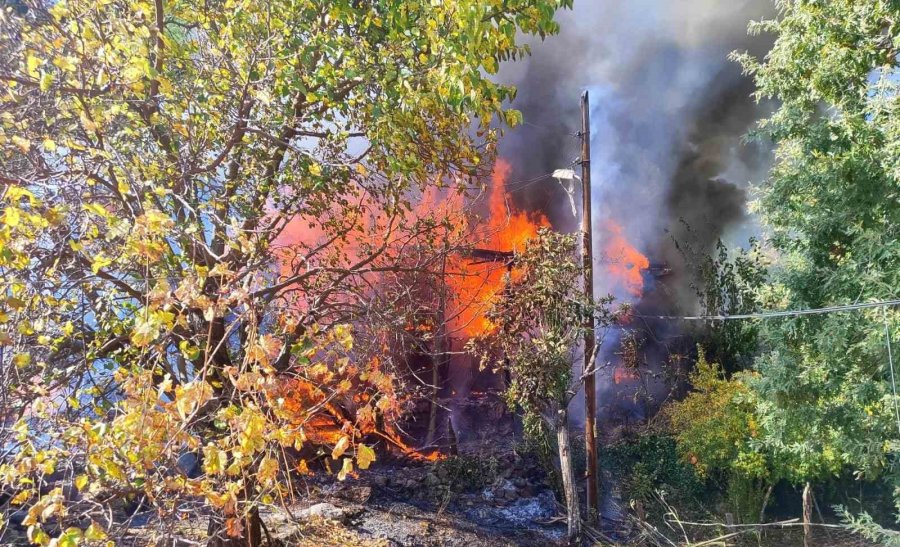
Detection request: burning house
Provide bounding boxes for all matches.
[269,0,777,467]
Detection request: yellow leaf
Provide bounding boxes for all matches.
[11,136,30,153]
[27,525,50,545]
[39,72,53,92]
[356,444,376,470]
[85,522,107,541]
[174,380,213,420]
[331,435,350,459]
[90,253,112,275]
[59,527,83,547]
[3,207,21,227]
[5,186,34,202]
[74,475,88,491]
[258,454,278,484]
[10,489,32,505]
[202,445,228,476]
[337,457,353,481]
[79,111,97,132]
[13,353,31,368]
[52,56,77,72]
[83,203,109,218]
[309,162,322,176]
[296,459,310,475]
[42,138,57,152]
[117,181,130,194]
[25,53,40,77]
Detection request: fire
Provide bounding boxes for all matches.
[601,220,649,298]
[445,159,549,337]
[269,159,549,460]
[613,366,640,385]
[484,160,548,252]
[272,376,445,462]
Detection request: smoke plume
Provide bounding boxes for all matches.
[495,1,777,429]
[498,0,774,309]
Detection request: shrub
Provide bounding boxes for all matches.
[601,434,704,506]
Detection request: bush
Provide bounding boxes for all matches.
[601,434,704,506]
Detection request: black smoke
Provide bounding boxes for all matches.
[494,1,777,430]
[497,0,775,314]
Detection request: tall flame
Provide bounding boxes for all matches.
[445,159,549,337]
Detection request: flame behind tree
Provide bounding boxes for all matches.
[0,0,573,545]
[270,158,550,450]
[601,219,650,299]
[469,229,617,544]
[445,159,550,337]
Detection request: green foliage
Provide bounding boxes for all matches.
[516,414,562,495]
[667,351,778,522]
[601,434,704,506]
[680,237,768,374]
[724,471,771,525]
[668,350,768,481]
[470,229,614,420]
[732,0,900,489]
[837,506,900,547]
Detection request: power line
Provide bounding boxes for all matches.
[636,298,900,321]
[884,307,900,436]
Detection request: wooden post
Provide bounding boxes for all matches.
[725,512,735,547]
[581,90,599,522]
[557,405,582,545]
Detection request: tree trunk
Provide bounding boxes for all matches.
[206,484,263,547]
[802,481,812,547]
[759,483,774,524]
[207,504,263,546]
[425,352,440,447]
[207,508,262,547]
[556,406,581,545]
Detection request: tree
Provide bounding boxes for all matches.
[677,234,768,375]
[0,0,573,544]
[732,0,900,522]
[470,229,615,544]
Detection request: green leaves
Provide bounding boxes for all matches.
[470,229,609,415]
[735,0,900,487]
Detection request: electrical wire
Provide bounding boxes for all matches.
[635,298,900,321]
[884,307,900,436]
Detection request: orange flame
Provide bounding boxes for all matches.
[602,220,649,298]
[270,160,549,459]
[613,366,640,385]
[445,159,549,337]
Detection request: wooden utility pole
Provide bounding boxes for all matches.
[581,90,599,522]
